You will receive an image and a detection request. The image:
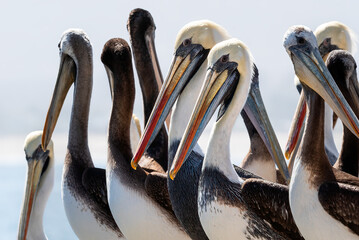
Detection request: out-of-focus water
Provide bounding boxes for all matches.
[0,130,343,239]
[0,165,77,239]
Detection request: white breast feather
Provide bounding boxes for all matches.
[107,169,190,240]
[62,181,123,240]
[289,160,359,240]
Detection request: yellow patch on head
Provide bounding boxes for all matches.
[315,21,357,54]
[205,38,253,124]
[24,131,54,159]
[174,20,229,51]
[208,38,253,76]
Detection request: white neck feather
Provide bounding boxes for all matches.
[203,66,252,183]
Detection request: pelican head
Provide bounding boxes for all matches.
[101,38,134,100]
[327,50,359,115]
[316,21,357,61]
[286,22,357,161]
[127,8,163,87]
[18,131,54,240]
[284,26,359,140]
[294,21,357,91]
[169,39,253,179]
[42,29,92,150]
[131,20,229,169]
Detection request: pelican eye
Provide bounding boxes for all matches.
[324,38,331,45]
[220,54,229,63]
[297,37,305,45]
[183,38,191,46]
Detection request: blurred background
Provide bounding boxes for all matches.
[0,0,356,238]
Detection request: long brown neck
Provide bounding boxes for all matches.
[336,126,359,176]
[299,84,335,185]
[129,26,168,170]
[108,66,135,165]
[336,84,359,176]
[67,52,93,167]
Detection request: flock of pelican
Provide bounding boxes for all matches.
[18,8,359,240]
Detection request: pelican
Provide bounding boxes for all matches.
[127,8,168,172]
[131,20,229,240]
[18,131,53,240]
[288,48,359,177]
[284,25,359,240]
[41,29,124,239]
[102,38,190,240]
[286,21,357,170]
[169,39,300,239]
[327,50,359,176]
[131,20,289,239]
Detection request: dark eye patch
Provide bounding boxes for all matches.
[220,54,229,63]
[297,37,305,44]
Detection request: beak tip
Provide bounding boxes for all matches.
[285,151,291,160]
[41,135,48,151]
[130,160,137,170]
[169,170,176,180]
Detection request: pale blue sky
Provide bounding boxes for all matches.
[1,0,358,137]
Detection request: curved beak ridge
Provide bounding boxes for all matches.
[42,54,76,150]
[243,81,290,182]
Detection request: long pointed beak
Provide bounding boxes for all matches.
[131,45,209,169]
[18,147,49,240]
[145,31,164,91]
[42,54,76,150]
[169,65,239,180]
[104,65,115,100]
[243,81,290,183]
[145,31,171,129]
[285,91,306,161]
[290,45,359,138]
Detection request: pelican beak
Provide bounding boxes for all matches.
[169,59,239,179]
[18,147,50,240]
[333,113,338,128]
[145,29,172,128]
[42,54,76,150]
[145,28,164,90]
[131,43,209,169]
[284,91,306,174]
[104,65,115,100]
[285,92,306,160]
[242,76,290,182]
[289,43,359,138]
